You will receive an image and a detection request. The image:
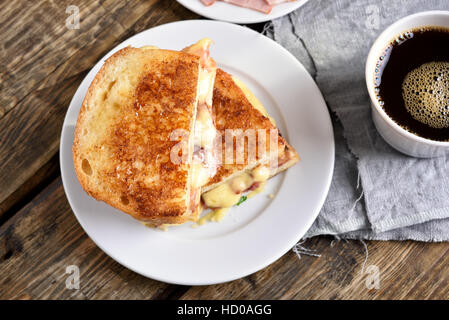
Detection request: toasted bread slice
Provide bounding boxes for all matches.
[73,47,203,225]
[201,69,299,208]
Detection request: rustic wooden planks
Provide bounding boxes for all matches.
[0,153,59,222]
[179,239,449,299]
[2,179,449,299]
[0,179,176,299]
[2,0,449,301]
[0,0,197,118]
[0,0,199,222]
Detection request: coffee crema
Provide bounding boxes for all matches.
[374,26,449,141]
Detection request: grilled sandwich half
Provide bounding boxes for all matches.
[73,42,217,226]
[201,68,299,211]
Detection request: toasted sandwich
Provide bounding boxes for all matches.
[73,41,217,226]
[200,68,299,215]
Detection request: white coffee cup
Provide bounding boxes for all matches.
[365,10,449,158]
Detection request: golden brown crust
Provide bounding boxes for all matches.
[203,69,299,190]
[73,47,201,224]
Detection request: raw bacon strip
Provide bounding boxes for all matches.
[221,0,272,14]
[265,0,295,4]
[201,0,216,5]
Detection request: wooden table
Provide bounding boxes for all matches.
[1,0,449,300]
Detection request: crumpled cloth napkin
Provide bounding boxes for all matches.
[271,0,449,241]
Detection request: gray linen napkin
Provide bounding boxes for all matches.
[271,0,449,241]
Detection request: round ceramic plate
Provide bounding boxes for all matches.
[60,20,334,285]
[177,0,309,24]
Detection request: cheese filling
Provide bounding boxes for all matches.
[187,40,218,190]
[191,77,217,189]
[194,104,216,150]
[202,164,271,209]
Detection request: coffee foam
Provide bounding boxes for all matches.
[402,61,449,129]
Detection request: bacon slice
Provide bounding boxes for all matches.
[265,0,295,4]
[201,0,286,14]
[201,0,216,5]
[183,38,216,71]
[221,0,272,14]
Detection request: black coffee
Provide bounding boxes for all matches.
[374,27,449,141]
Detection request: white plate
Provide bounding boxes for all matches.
[60,20,334,285]
[177,0,309,24]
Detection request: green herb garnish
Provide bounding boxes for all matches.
[236,195,247,206]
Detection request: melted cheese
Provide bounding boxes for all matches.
[187,39,217,190]
[229,172,253,193]
[197,207,230,225]
[198,68,215,104]
[194,105,216,149]
[191,106,217,189]
[202,165,271,209]
[252,165,270,182]
[191,162,211,188]
[202,182,241,208]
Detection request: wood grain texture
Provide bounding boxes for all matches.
[0,0,199,216]
[0,153,59,222]
[0,0,197,118]
[0,178,177,299]
[1,0,449,301]
[2,183,449,300]
[179,238,449,299]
